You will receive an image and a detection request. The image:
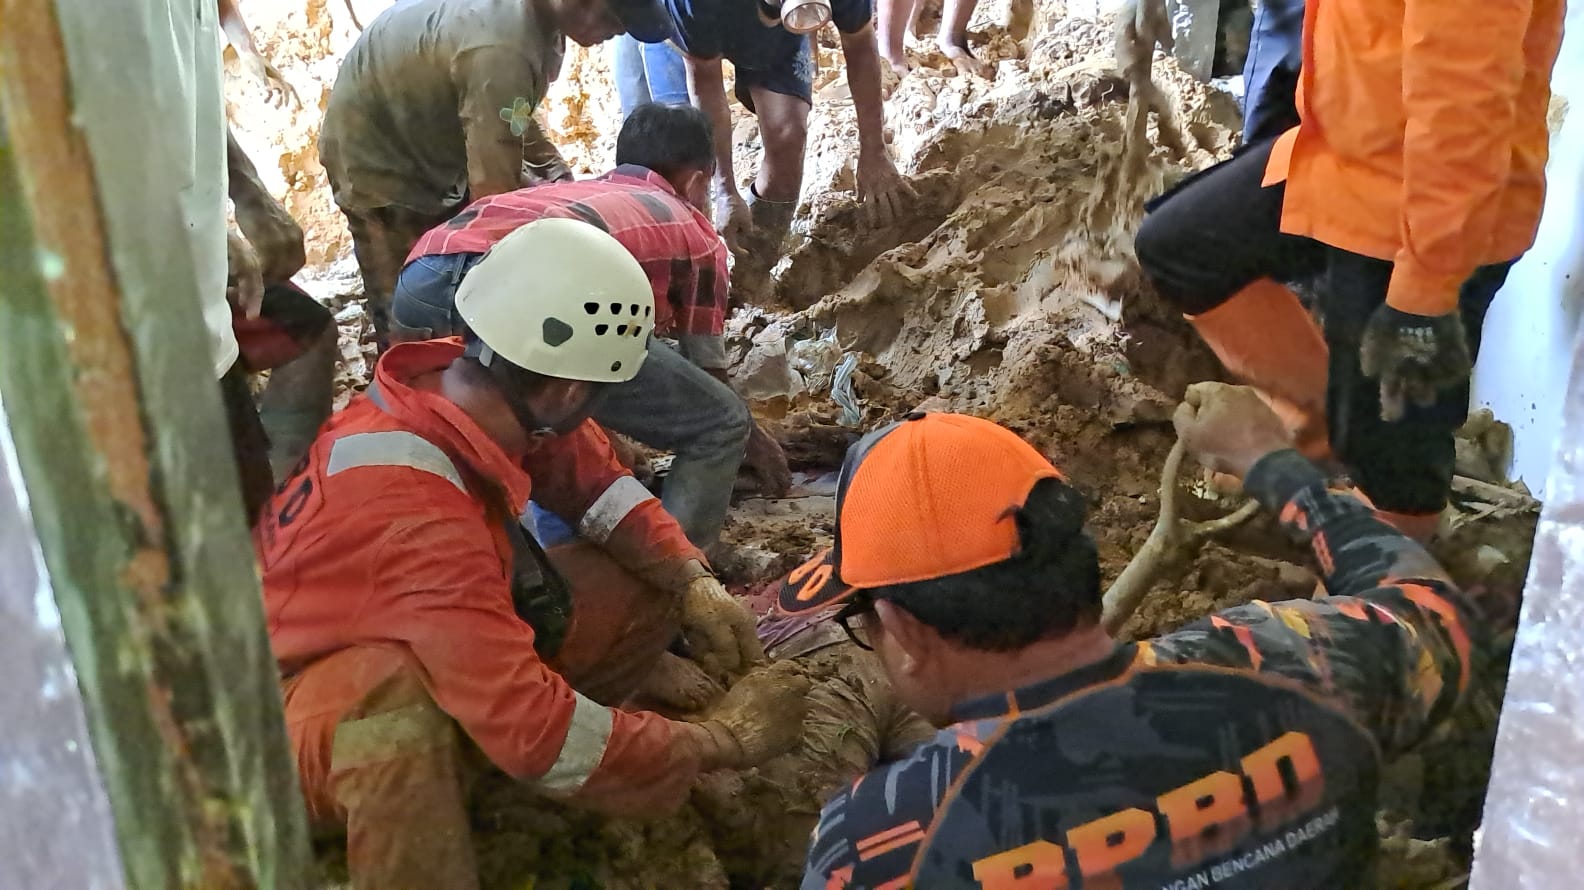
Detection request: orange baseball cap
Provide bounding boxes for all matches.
[778,412,1065,614]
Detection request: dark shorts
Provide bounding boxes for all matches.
[232,281,335,372]
[734,33,815,111]
[1134,141,1516,514]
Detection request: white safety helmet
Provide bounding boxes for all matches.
[454,217,655,383]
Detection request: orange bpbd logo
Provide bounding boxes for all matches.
[788,550,834,602]
[970,731,1326,888]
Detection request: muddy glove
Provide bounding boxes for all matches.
[1359,305,1471,422]
[697,662,812,768]
[681,574,767,683]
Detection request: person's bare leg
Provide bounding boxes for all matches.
[729,86,809,304]
[876,0,918,75]
[751,87,810,204]
[939,0,993,78]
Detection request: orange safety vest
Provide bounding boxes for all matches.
[1265,0,1566,315]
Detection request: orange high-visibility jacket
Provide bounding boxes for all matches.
[1266,0,1565,315]
[256,339,704,793]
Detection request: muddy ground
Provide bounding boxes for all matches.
[227,2,1538,888]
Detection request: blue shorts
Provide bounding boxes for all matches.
[734,33,814,110]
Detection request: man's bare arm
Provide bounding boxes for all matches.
[226,126,305,283]
[838,24,914,225]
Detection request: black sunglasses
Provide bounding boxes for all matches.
[833,594,878,651]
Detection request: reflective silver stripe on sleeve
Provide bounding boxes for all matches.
[577,475,656,543]
[533,692,614,795]
[326,430,467,494]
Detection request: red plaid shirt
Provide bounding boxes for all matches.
[407,166,729,337]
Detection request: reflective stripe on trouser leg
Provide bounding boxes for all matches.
[531,691,614,796]
[577,475,656,543]
[330,699,480,890]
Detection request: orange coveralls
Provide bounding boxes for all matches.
[256,339,708,887]
[1267,0,1564,313]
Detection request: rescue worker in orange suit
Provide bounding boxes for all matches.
[792,384,1501,888]
[1131,0,1564,540]
[256,218,810,888]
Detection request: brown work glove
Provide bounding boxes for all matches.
[681,574,768,683]
[698,661,812,768]
[1360,305,1472,422]
[1173,382,1293,479]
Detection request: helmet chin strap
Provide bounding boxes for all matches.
[466,340,562,439]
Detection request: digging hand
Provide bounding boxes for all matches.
[1115,0,1174,71]
[681,574,768,683]
[242,53,300,108]
[226,228,265,321]
[744,422,792,498]
[1173,382,1292,478]
[1360,305,1471,422]
[717,190,754,258]
[856,151,916,228]
[697,661,811,768]
[640,651,727,713]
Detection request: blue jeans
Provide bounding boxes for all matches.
[389,253,480,341]
[392,254,750,546]
[612,35,690,117]
[1241,0,1304,144]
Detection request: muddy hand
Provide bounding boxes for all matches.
[1172,382,1292,478]
[857,152,915,228]
[681,575,768,683]
[226,228,265,320]
[744,423,792,498]
[640,651,727,713]
[699,661,812,767]
[1115,0,1174,67]
[1359,304,1471,422]
[717,191,754,258]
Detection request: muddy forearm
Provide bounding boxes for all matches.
[840,25,890,158]
[687,58,741,200]
[226,128,305,282]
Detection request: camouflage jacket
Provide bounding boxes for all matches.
[801,450,1482,889]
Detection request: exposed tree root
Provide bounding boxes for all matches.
[1101,439,1260,633]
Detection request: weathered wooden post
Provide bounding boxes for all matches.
[0,1,312,886]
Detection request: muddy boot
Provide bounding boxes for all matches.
[1189,278,1332,462]
[730,187,797,306]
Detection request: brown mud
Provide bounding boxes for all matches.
[233,3,1535,887]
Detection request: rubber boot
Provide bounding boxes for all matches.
[730,186,798,306]
[1188,278,1331,462]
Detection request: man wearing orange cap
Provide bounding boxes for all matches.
[1133,0,1564,540]
[790,384,1496,888]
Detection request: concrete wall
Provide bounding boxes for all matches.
[1471,0,1584,495]
[1471,320,1584,887]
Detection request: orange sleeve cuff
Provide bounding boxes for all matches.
[1385,258,1465,317]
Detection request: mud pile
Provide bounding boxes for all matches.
[229,2,1535,887]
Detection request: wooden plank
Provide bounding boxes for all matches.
[0,1,311,887]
